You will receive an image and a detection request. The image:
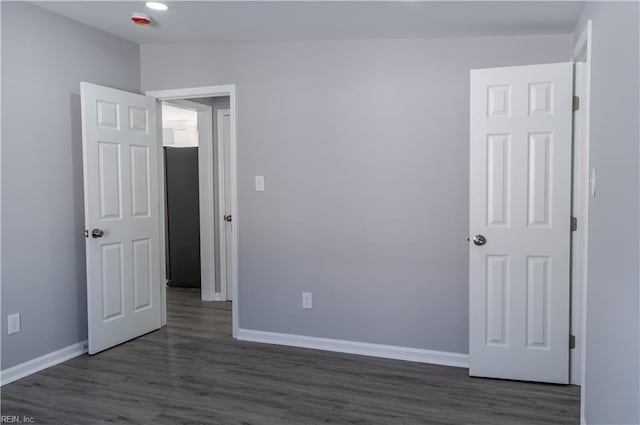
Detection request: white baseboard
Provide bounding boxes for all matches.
[237,329,468,368]
[1,340,88,386]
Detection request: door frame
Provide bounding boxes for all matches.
[217,108,232,301]
[572,19,592,421]
[162,99,216,302]
[146,85,239,338]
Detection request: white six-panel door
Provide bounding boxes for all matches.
[469,63,572,383]
[81,83,162,354]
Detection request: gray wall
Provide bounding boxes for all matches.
[574,3,640,424]
[141,34,572,353]
[190,96,231,294]
[1,2,140,369]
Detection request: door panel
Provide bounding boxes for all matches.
[485,255,508,346]
[130,145,151,218]
[469,63,572,384]
[98,142,122,220]
[486,134,510,226]
[133,238,153,311]
[82,82,161,354]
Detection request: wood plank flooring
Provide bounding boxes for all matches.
[1,288,580,424]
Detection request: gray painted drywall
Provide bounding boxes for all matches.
[190,97,231,295]
[1,2,140,369]
[141,34,572,353]
[574,3,640,424]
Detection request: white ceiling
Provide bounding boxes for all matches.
[34,1,585,44]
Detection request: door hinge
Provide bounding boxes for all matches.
[573,96,580,112]
[571,216,577,232]
[569,334,576,349]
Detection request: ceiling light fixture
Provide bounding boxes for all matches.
[145,2,168,11]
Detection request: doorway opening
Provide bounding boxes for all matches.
[162,102,202,292]
[147,85,239,338]
[161,97,233,321]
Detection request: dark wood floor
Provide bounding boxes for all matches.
[1,288,580,424]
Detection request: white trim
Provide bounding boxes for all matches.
[155,101,168,327]
[147,85,237,102]
[146,85,239,339]
[229,90,239,334]
[570,62,586,387]
[197,104,216,301]
[212,293,226,301]
[237,329,469,368]
[0,341,88,386]
[217,108,231,301]
[572,19,592,425]
[573,22,590,62]
[163,98,204,112]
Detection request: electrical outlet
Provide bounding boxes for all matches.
[302,292,312,309]
[255,175,265,192]
[8,313,21,335]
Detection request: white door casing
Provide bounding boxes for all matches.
[218,109,233,301]
[146,85,239,338]
[81,82,162,355]
[469,63,573,383]
[196,105,216,301]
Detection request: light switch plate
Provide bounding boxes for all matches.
[255,175,265,192]
[302,292,312,309]
[8,313,20,335]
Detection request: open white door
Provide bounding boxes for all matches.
[469,63,573,383]
[81,82,162,354]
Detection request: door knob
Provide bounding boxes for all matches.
[91,228,105,238]
[224,215,232,223]
[472,234,487,246]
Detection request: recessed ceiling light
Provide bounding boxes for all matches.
[145,2,168,11]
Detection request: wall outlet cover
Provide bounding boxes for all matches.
[255,175,265,192]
